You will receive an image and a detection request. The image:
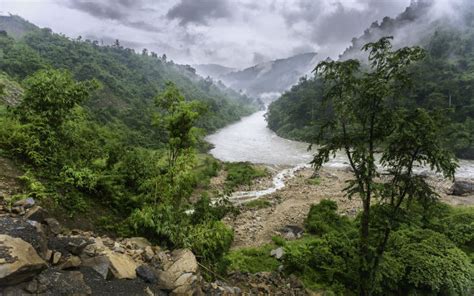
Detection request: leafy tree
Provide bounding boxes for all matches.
[312,37,457,295]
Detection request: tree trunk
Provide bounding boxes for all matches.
[359,196,371,296]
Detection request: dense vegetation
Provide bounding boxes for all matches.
[267,10,474,159]
[226,199,473,295]
[0,15,260,273]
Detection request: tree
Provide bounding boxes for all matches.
[154,81,202,206]
[14,69,98,165]
[312,37,457,295]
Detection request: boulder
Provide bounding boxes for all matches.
[0,217,48,255]
[59,255,81,270]
[24,206,49,223]
[136,264,158,283]
[44,218,62,235]
[270,247,285,260]
[157,249,200,293]
[82,255,112,280]
[0,235,47,285]
[451,180,474,196]
[125,237,152,249]
[105,251,140,279]
[52,251,62,265]
[13,197,35,209]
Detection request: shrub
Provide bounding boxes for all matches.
[188,220,234,262]
[305,200,352,235]
[226,244,280,273]
[224,162,268,191]
[243,199,271,209]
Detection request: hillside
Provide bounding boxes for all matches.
[0,15,257,145]
[267,0,474,159]
[193,63,236,79]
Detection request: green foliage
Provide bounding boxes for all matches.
[188,220,234,262]
[243,199,272,209]
[305,200,352,236]
[284,233,358,295]
[225,244,280,273]
[380,228,473,295]
[224,162,268,192]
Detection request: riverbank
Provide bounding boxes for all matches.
[224,166,474,249]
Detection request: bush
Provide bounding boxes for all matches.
[188,220,234,262]
[305,200,352,235]
[243,199,272,209]
[379,228,474,295]
[224,162,268,191]
[226,244,280,273]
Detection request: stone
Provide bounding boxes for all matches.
[105,251,140,279]
[13,198,35,209]
[157,249,200,292]
[44,249,53,261]
[0,235,47,285]
[59,255,81,270]
[136,264,158,283]
[144,246,155,261]
[451,180,474,196]
[0,217,48,256]
[52,251,62,264]
[82,255,112,280]
[44,218,62,235]
[66,240,89,255]
[24,279,38,293]
[37,270,91,295]
[125,237,152,249]
[24,206,49,223]
[270,247,285,260]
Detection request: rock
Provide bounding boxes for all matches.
[13,197,35,209]
[24,206,49,223]
[105,251,140,279]
[281,225,304,240]
[144,246,155,262]
[451,180,474,196]
[112,242,126,253]
[44,218,62,235]
[37,270,91,295]
[0,235,47,285]
[125,237,152,249]
[270,247,285,260]
[44,249,53,261]
[157,249,200,293]
[136,264,158,283]
[52,251,62,264]
[66,240,89,255]
[59,255,81,270]
[82,255,112,280]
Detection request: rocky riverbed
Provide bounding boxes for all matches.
[225,167,474,249]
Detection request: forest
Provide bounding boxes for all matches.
[267,12,474,160]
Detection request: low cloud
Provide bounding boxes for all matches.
[166,0,231,26]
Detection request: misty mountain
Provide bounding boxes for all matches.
[197,52,318,99]
[267,0,474,159]
[193,64,236,79]
[339,0,473,61]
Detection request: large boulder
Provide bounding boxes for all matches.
[156,249,201,295]
[451,180,474,196]
[82,251,139,280]
[0,217,48,256]
[0,235,47,285]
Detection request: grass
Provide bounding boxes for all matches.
[306,177,321,186]
[243,199,272,209]
[224,162,268,191]
[225,244,280,273]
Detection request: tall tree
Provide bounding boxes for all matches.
[312,37,457,295]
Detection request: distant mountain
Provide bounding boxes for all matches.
[0,13,38,38]
[193,64,236,79]
[339,0,436,61]
[221,52,318,98]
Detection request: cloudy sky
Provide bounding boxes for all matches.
[2,0,412,68]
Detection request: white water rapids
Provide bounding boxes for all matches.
[206,111,474,202]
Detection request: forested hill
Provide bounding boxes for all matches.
[267,0,474,159]
[0,15,257,146]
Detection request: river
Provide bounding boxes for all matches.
[206,111,474,201]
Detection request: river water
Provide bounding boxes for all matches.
[206,111,474,201]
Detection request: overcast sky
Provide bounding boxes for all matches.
[2,0,412,68]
